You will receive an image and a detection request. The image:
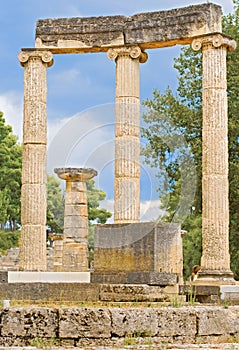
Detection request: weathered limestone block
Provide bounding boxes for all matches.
[35,3,222,52]
[0,283,100,302]
[64,227,88,240]
[65,191,87,205]
[196,306,239,336]
[94,222,182,277]
[99,284,170,302]
[59,308,112,338]
[64,204,88,216]
[111,308,158,337]
[1,307,58,337]
[62,241,88,271]
[2,306,239,346]
[127,272,178,286]
[156,308,197,337]
[64,215,88,229]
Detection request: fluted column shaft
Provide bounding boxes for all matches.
[192,34,236,278]
[108,46,148,223]
[18,50,53,271]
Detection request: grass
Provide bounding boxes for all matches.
[3,299,179,308]
[188,285,197,305]
[29,336,60,349]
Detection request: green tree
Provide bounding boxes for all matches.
[87,179,112,224]
[0,112,22,231]
[141,3,239,280]
[47,174,65,233]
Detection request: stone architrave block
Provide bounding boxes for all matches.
[59,308,112,338]
[1,307,58,337]
[35,4,222,52]
[124,5,221,45]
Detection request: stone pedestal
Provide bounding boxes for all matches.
[192,34,236,284]
[54,167,97,271]
[18,50,53,271]
[108,46,148,223]
[91,222,183,285]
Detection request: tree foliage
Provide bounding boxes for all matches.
[87,179,112,224]
[47,174,65,233]
[0,112,22,231]
[0,230,20,255]
[141,5,239,279]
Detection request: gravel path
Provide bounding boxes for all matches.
[0,345,239,350]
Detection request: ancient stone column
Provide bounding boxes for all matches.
[54,167,97,271]
[107,46,148,223]
[18,50,53,271]
[192,34,236,283]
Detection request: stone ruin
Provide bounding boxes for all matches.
[16,3,237,289]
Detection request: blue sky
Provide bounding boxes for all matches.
[0,0,234,222]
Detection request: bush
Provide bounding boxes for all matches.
[0,230,20,255]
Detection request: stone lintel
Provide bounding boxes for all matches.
[34,3,222,53]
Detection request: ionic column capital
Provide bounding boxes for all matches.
[18,50,54,67]
[191,33,236,52]
[107,46,148,63]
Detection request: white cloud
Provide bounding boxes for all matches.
[100,199,166,224]
[47,104,115,174]
[140,200,166,222]
[0,92,23,142]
